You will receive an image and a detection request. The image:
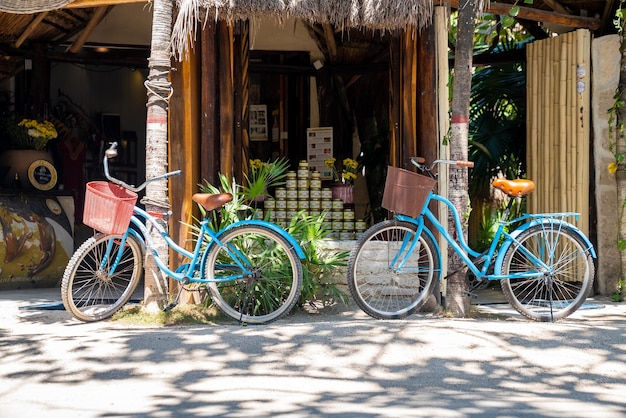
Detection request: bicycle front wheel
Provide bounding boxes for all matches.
[61,233,144,322]
[500,223,595,321]
[205,224,303,324]
[347,219,439,319]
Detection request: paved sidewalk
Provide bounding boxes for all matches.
[1,287,626,417]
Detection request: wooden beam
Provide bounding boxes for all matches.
[64,0,145,8]
[67,6,108,53]
[542,0,569,15]
[14,12,48,48]
[601,0,618,32]
[438,0,601,30]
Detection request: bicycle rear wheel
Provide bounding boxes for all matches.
[205,224,303,324]
[347,219,439,319]
[500,223,595,321]
[61,233,144,322]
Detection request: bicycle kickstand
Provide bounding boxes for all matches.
[443,267,481,300]
[163,283,186,312]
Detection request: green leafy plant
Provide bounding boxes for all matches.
[283,212,349,306]
[612,279,625,302]
[608,0,626,301]
[244,158,290,201]
[195,165,349,310]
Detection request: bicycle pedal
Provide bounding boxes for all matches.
[163,302,178,312]
[463,291,479,300]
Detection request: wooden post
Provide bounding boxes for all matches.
[218,21,234,177]
[416,23,439,165]
[200,20,219,186]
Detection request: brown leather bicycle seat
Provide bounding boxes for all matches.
[192,193,233,212]
[491,178,535,197]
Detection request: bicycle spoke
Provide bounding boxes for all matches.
[501,224,594,321]
[347,220,439,319]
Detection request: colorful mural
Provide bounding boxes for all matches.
[0,193,73,289]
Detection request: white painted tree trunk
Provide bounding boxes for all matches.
[143,0,173,312]
[447,0,478,317]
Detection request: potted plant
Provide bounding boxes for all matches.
[325,157,358,204]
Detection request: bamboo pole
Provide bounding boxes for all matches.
[559,39,567,213]
[527,41,537,213]
[546,39,554,212]
[526,30,591,235]
[529,40,537,213]
[435,6,449,290]
[567,32,575,218]
[578,29,591,235]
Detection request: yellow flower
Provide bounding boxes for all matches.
[16,118,58,150]
[249,159,263,170]
[324,158,336,169]
[608,161,619,174]
[343,158,358,170]
[342,172,357,182]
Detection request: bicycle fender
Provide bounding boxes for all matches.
[224,220,306,259]
[494,219,596,274]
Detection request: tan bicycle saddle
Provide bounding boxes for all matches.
[192,193,233,211]
[491,178,535,197]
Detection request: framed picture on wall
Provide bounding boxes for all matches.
[249,105,268,141]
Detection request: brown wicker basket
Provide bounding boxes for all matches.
[381,166,437,217]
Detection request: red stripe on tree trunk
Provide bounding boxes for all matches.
[147,114,168,124]
[451,115,468,124]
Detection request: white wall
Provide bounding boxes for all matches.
[86,3,152,45]
[251,18,322,127]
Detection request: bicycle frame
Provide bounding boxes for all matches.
[100,205,305,285]
[395,189,596,282]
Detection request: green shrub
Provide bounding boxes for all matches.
[195,159,349,309]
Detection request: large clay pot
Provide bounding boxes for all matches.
[0,149,55,189]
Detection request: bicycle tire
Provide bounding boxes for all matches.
[347,219,439,319]
[500,223,595,321]
[61,233,144,322]
[205,224,303,324]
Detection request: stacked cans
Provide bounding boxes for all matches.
[264,161,366,240]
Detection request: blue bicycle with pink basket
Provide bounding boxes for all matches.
[61,142,304,324]
[347,157,595,322]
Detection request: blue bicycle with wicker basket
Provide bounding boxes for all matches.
[347,157,596,322]
[61,142,304,323]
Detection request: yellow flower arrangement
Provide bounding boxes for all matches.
[325,157,359,184]
[16,119,58,150]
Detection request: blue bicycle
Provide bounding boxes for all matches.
[347,157,595,322]
[61,142,304,323]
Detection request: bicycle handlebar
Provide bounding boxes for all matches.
[103,142,181,193]
[410,157,474,172]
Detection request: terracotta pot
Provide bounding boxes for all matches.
[0,149,54,189]
[331,183,354,204]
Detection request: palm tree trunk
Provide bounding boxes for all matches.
[447,0,479,317]
[143,0,173,312]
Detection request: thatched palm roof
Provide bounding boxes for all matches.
[172,0,434,58]
[0,1,75,14]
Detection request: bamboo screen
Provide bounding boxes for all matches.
[526,29,591,235]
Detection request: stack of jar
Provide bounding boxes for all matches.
[264,161,366,240]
